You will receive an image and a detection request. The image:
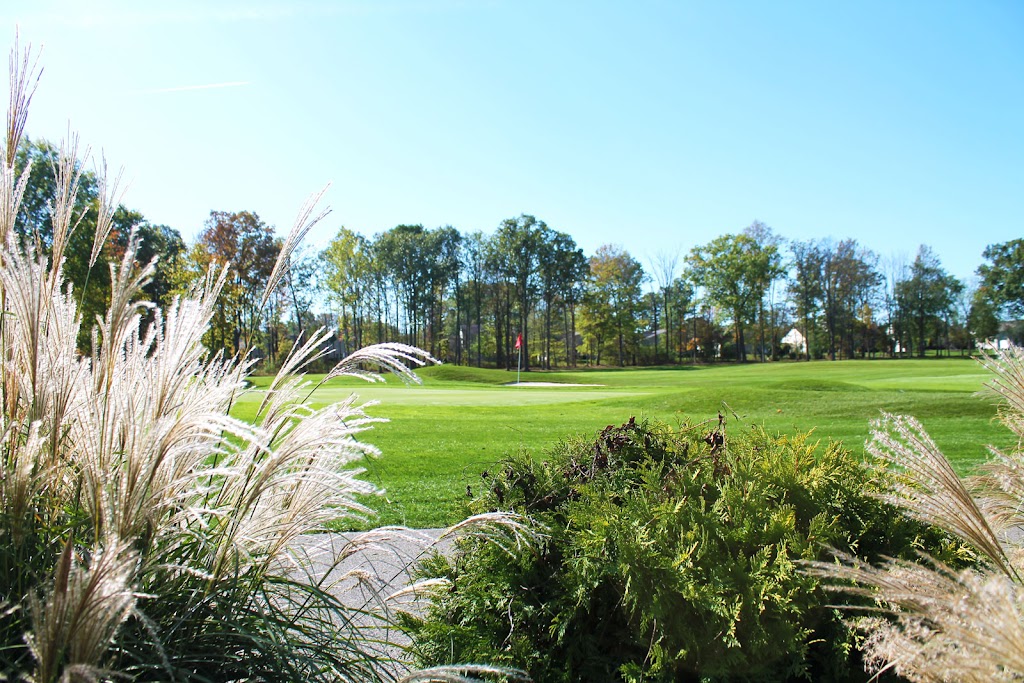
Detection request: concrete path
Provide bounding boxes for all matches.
[288,514,540,680]
[290,528,453,679]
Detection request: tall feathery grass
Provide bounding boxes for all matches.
[0,36,534,682]
[806,344,1024,682]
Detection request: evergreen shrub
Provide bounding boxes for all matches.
[404,417,963,682]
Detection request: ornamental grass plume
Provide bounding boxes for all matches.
[806,344,1024,682]
[0,35,523,682]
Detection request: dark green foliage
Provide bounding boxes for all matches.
[129,219,187,310]
[117,561,382,682]
[404,417,959,682]
[14,138,186,349]
[978,238,1024,319]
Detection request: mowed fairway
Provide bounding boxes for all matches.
[233,358,1010,529]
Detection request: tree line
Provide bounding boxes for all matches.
[16,138,1023,369]
[314,217,1020,367]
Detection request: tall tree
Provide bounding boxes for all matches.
[281,243,321,339]
[881,252,911,357]
[131,221,186,311]
[969,285,1001,343]
[978,238,1024,319]
[561,244,590,368]
[192,210,281,357]
[743,221,784,361]
[430,226,463,361]
[688,233,776,362]
[896,245,961,357]
[462,231,489,367]
[374,224,428,348]
[365,238,392,344]
[668,276,695,363]
[788,240,824,361]
[484,234,514,369]
[491,215,546,370]
[584,245,646,366]
[538,230,587,369]
[650,248,681,364]
[820,240,880,360]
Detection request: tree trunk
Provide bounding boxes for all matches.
[564,305,573,368]
[544,299,552,370]
[570,301,578,368]
[734,309,745,362]
[652,298,659,363]
[663,290,671,365]
[475,283,482,367]
[618,325,625,367]
[758,302,766,362]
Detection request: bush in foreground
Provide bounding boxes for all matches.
[403,416,964,682]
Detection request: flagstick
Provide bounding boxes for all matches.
[517,339,522,385]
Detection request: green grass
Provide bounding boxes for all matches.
[235,357,1010,529]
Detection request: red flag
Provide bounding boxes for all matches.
[515,333,522,350]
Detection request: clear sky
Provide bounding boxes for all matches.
[3,0,1021,285]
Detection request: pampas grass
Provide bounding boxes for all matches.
[0,36,531,683]
[807,344,1024,682]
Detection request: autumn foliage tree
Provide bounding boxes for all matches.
[190,210,281,357]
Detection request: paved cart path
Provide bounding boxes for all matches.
[291,529,452,677]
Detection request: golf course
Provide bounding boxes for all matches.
[237,356,1009,529]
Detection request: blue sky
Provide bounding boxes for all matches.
[3,0,1022,285]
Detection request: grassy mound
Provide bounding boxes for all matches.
[769,379,870,392]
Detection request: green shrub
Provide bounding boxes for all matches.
[403,417,964,682]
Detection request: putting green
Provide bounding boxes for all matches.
[256,385,650,407]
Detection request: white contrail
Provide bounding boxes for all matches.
[142,81,251,94]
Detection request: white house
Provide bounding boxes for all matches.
[780,328,807,354]
[978,332,1013,351]
[978,321,1019,351]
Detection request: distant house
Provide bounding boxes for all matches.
[780,328,807,354]
[978,321,1021,351]
[978,337,1013,351]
